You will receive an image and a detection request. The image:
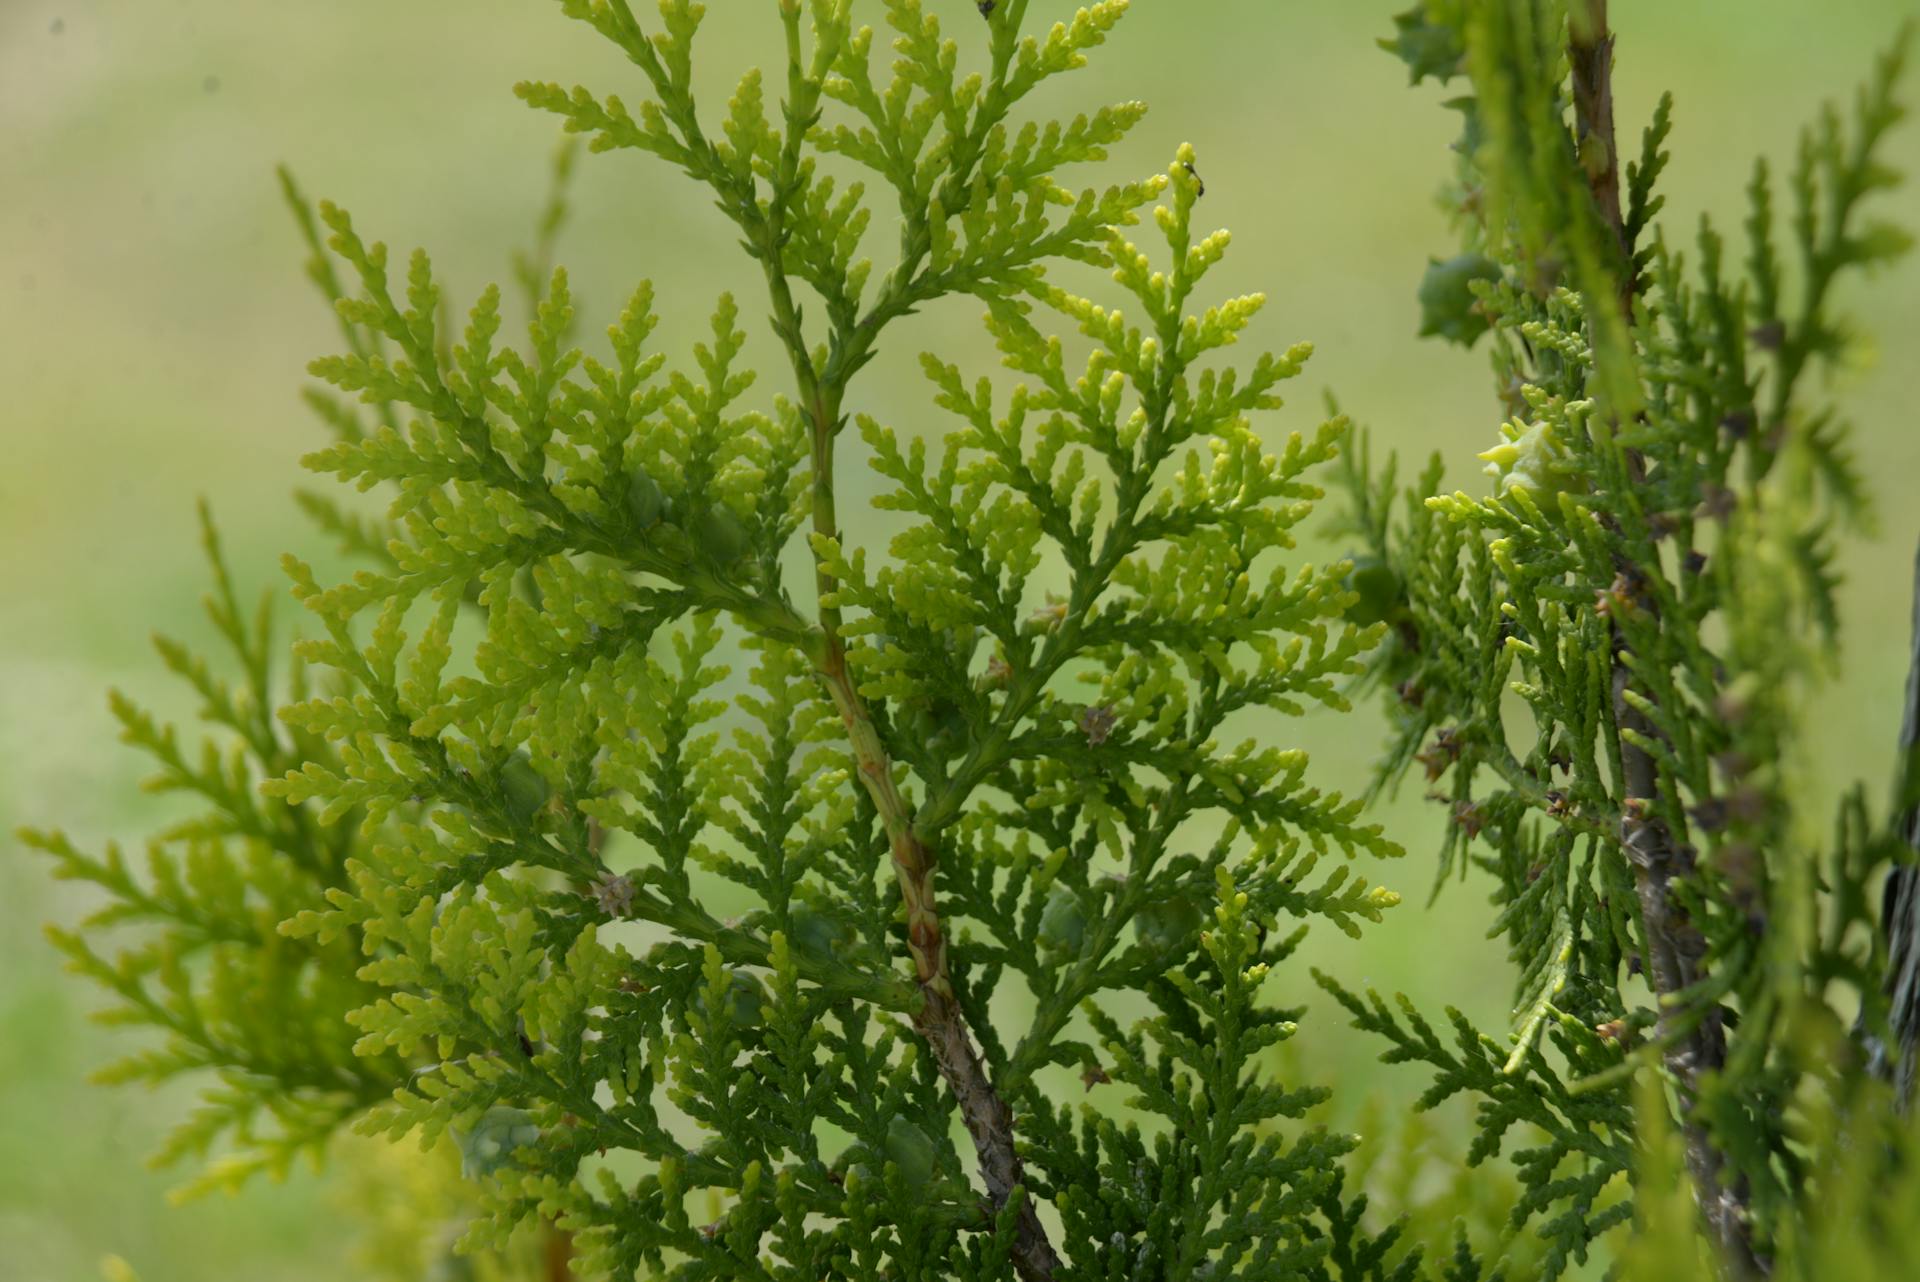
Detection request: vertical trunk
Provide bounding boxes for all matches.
[1571,3,1762,1273]
[1617,673,1754,1272]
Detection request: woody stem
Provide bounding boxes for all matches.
[760,223,1058,1275]
[1571,3,1760,1273]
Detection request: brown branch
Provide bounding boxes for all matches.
[743,101,1060,1271]
[1616,681,1757,1274]
[739,36,1064,1267]
[1571,3,1762,1274]
[802,382,1060,1280]
[815,572,1060,1282]
[1568,4,1625,250]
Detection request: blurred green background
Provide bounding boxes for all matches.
[3,1,1917,1279]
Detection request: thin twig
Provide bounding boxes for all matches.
[731,24,1061,1268]
[543,1221,574,1282]
[805,400,1061,1282]
[752,192,1058,1275]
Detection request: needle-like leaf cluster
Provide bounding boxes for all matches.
[26,4,1402,1278]
[1337,2,1915,1276]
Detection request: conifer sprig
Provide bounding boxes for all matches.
[1351,2,1913,1275]
[28,4,1402,1278]
[28,5,1920,1280]
[19,504,407,1198]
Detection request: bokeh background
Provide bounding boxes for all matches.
[4,2,1917,1279]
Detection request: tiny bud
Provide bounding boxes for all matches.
[1595,570,1639,620]
[1078,704,1118,746]
[1415,727,1463,781]
[588,870,638,919]
[1715,841,1760,883]
[1726,788,1769,826]
[1028,598,1069,633]
[884,1115,937,1186]
[500,752,551,825]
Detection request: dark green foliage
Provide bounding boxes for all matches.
[1415,254,1500,345]
[26,2,1403,1279]
[1315,975,1634,1279]
[1048,871,1366,1281]
[27,4,1920,1281]
[1381,3,1467,87]
[1341,1,1917,1276]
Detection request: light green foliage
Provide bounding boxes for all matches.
[1341,2,1915,1277]
[27,3,1403,1279]
[18,506,405,1199]
[332,1134,552,1282]
[1472,406,1583,498]
[35,5,1920,1280]
[1336,1098,1549,1282]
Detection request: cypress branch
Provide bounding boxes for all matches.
[29,4,1400,1276]
[1573,3,1757,1269]
[1355,3,1913,1276]
[28,7,1920,1278]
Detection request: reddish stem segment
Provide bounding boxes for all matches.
[805,388,1060,1280]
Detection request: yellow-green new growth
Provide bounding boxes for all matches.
[17,3,1410,1280]
[1476,416,1581,497]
